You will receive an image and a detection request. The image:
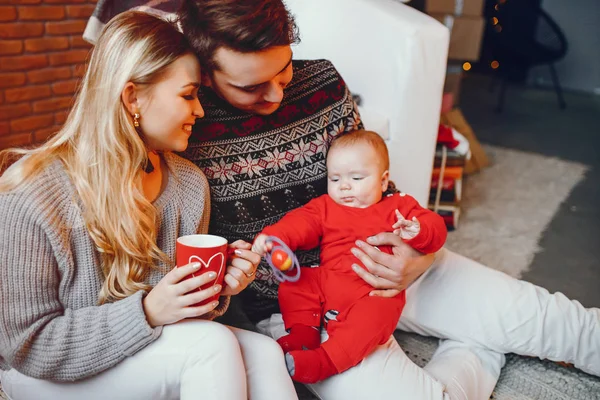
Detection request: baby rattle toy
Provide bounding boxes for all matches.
[264,236,301,282]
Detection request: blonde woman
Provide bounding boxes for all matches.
[0,11,297,400]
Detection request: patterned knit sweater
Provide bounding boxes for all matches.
[183,59,362,322]
[0,153,213,381]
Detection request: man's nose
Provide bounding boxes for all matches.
[264,82,284,103]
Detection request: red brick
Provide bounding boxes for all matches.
[0,23,44,39]
[0,133,33,149]
[0,92,4,105]
[51,79,79,95]
[0,54,48,72]
[48,49,89,66]
[19,5,65,20]
[66,4,94,18]
[32,96,72,113]
[0,122,9,136]
[44,0,86,3]
[71,63,87,77]
[0,72,26,89]
[0,6,16,21]
[0,0,41,4]
[5,85,51,103]
[0,103,32,121]
[34,126,60,143]
[10,114,54,132]
[54,111,68,124]
[46,20,87,35]
[27,67,71,84]
[0,40,23,55]
[25,37,69,53]
[69,35,92,48]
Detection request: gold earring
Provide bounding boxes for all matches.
[133,113,140,127]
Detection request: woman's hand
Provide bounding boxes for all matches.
[350,232,435,297]
[143,261,221,327]
[221,240,261,296]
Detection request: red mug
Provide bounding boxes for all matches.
[176,234,228,306]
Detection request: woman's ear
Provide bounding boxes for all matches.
[121,82,139,114]
[381,170,390,192]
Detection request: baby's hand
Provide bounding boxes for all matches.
[392,210,421,240]
[251,234,272,256]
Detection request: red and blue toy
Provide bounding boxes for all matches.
[264,236,301,282]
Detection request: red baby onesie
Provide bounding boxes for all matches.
[262,193,447,373]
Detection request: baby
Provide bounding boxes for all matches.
[252,129,447,383]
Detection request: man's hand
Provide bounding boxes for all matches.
[350,232,435,297]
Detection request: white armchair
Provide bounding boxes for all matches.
[284,0,449,206]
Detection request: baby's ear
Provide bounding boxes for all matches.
[380,170,390,192]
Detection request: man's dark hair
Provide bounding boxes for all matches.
[178,0,300,73]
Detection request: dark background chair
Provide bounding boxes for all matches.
[485,0,568,112]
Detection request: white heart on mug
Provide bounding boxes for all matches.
[189,253,225,282]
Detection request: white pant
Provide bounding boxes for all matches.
[0,320,297,400]
[258,248,600,400]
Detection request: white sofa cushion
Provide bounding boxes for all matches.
[285,0,449,205]
[358,106,390,141]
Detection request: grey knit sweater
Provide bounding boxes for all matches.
[0,152,214,381]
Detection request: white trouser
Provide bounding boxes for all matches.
[257,247,600,399]
[0,320,297,400]
[399,248,600,376]
[258,313,502,400]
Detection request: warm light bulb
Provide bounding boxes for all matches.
[491,61,500,69]
[492,17,499,25]
[462,62,472,71]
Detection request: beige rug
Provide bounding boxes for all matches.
[445,145,589,278]
[395,331,600,400]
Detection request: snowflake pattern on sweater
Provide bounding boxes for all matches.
[182,59,362,322]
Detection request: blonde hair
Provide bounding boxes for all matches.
[0,11,193,304]
[329,130,390,171]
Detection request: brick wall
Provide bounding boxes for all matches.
[0,0,97,150]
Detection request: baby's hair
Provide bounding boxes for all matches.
[329,130,390,170]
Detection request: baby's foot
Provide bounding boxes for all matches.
[285,348,337,384]
[277,324,320,353]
